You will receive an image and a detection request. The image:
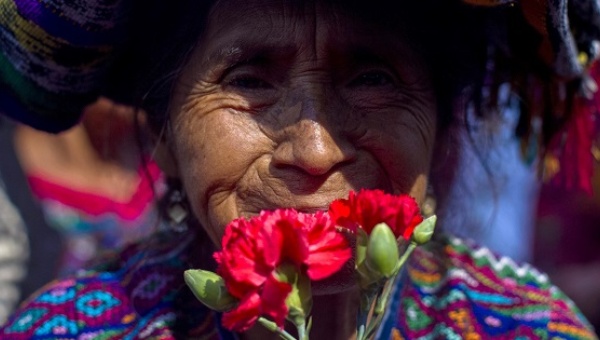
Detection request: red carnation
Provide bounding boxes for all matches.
[214,209,351,331]
[301,211,352,280]
[328,189,423,240]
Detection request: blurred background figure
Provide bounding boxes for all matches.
[438,84,539,263]
[442,83,600,329]
[0,96,164,324]
[534,160,600,330]
[0,116,53,325]
[0,169,28,324]
[13,97,164,276]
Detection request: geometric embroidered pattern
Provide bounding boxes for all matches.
[392,236,598,339]
[1,231,596,339]
[33,315,78,336]
[37,287,76,304]
[6,308,46,333]
[75,291,120,317]
[132,272,171,300]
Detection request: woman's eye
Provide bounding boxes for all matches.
[227,76,272,89]
[349,71,395,87]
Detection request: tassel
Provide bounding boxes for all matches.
[547,63,600,194]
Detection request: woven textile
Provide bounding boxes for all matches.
[26,159,165,276]
[0,0,131,132]
[0,230,596,339]
[392,237,597,339]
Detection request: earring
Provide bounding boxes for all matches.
[164,183,189,233]
[422,185,437,218]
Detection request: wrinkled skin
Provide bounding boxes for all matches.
[158,0,438,337]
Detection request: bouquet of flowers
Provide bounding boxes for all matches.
[184,189,436,340]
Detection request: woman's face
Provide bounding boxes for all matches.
[166,0,437,245]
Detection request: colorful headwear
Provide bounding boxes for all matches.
[0,0,133,132]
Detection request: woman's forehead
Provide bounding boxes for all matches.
[198,0,418,64]
[206,0,408,38]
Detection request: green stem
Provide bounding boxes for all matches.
[364,242,417,337]
[374,279,394,315]
[296,320,307,340]
[356,303,369,340]
[364,313,384,339]
[395,242,417,274]
[258,317,297,340]
[357,323,366,340]
[356,291,375,340]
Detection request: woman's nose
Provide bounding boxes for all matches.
[272,118,356,176]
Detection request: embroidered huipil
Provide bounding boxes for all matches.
[1,231,596,339]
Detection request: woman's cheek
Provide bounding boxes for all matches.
[360,111,435,198]
[173,108,271,242]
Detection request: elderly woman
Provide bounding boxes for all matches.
[1,0,599,339]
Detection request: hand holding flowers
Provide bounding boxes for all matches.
[185,190,437,339]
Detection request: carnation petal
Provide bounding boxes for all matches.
[278,217,309,265]
[258,211,284,267]
[342,190,424,240]
[217,218,271,298]
[305,247,352,280]
[262,275,292,327]
[222,292,261,332]
[329,199,351,219]
[329,199,356,231]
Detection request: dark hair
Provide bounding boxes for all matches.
[101,0,215,131]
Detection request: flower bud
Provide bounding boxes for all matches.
[411,215,437,245]
[184,269,237,311]
[364,223,399,279]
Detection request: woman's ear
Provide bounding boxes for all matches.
[153,137,180,178]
